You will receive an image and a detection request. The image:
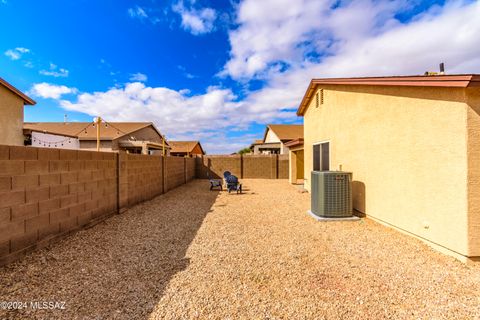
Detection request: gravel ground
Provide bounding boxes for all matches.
[1,179,479,319]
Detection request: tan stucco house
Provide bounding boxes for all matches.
[169,141,205,157]
[24,122,169,154]
[298,74,480,263]
[0,77,36,146]
[251,124,303,155]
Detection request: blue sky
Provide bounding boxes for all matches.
[1,0,479,153]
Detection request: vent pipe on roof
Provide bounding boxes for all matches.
[64,114,68,124]
[439,62,445,75]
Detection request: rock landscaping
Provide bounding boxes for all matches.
[1,180,479,319]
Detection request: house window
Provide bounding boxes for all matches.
[313,142,329,171]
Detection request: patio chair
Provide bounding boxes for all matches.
[207,171,222,191]
[225,172,242,194]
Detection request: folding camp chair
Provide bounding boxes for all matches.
[207,171,222,191]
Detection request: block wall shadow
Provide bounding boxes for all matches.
[0,180,219,320]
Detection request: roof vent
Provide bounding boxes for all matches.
[439,62,445,75]
[424,62,445,76]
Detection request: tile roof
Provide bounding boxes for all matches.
[23,122,164,141]
[0,77,36,105]
[169,141,204,154]
[264,124,303,141]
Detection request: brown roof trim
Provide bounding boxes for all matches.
[284,138,304,148]
[0,77,36,105]
[297,74,480,116]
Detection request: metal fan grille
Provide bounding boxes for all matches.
[311,171,352,218]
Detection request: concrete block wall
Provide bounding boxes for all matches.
[165,156,185,192]
[119,153,163,209]
[185,158,196,182]
[195,155,288,179]
[243,155,277,179]
[196,155,242,179]
[0,145,200,266]
[0,145,117,266]
[277,155,289,179]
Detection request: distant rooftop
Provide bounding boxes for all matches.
[169,141,204,154]
[24,122,166,142]
[264,124,303,141]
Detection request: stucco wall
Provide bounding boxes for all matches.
[303,84,472,258]
[31,132,80,150]
[80,140,114,152]
[466,88,480,257]
[0,85,24,146]
[264,129,280,143]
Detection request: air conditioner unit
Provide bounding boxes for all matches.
[311,171,352,218]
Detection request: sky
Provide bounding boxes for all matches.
[1,0,480,154]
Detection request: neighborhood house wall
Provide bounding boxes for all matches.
[303,84,477,260]
[80,140,115,152]
[0,85,24,146]
[31,132,80,150]
[466,88,480,257]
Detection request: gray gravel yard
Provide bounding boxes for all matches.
[1,179,479,319]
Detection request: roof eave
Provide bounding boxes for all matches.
[0,77,36,105]
[297,74,480,116]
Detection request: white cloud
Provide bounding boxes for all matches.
[172,1,217,35]
[4,47,30,60]
[177,65,197,79]
[129,72,148,82]
[59,82,242,134]
[39,63,69,77]
[30,83,78,99]
[32,0,480,154]
[15,47,30,53]
[128,6,148,19]
[221,0,480,119]
[56,81,295,153]
[222,0,409,79]
[5,50,20,60]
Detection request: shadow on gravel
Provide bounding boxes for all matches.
[0,180,219,320]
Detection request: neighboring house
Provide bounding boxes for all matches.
[0,77,36,146]
[252,124,303,155]
[24,129,80,150]
[248,140,263,154]
[297,74,480,263]
[169,141,205,157]
[24,122,169,154]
